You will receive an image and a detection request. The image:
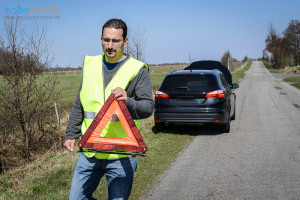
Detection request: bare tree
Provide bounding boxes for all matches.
[265,24,290,68]
[221,50,232,69]
[126,26,146,62]
[284,19,300,66]
[242,56,248,63]
[262,50,270,62]
[0,16,59,171]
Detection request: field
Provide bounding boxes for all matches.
[46,64,188,108]
[0,62,251,200]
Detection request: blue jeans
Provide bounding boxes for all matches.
[69,153,137,200]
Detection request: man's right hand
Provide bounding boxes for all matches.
[64,139,76,152]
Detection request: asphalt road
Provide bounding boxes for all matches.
[145,61,300,200]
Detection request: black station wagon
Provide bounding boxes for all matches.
[154,61,239,133]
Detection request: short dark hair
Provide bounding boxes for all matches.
[102,19,127,39]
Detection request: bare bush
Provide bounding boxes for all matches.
[221,50,232,70]
[126,26,146,62]
[0,16,61,173]
[242,56,248,63]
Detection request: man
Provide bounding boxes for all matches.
[64,18,154,200]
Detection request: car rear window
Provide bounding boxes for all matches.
[161,74,219,92]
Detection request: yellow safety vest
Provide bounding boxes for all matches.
[80,54,147,159]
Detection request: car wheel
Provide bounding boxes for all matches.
[155,123,164,132]
[231,104,236,120]
[222,115,231,133]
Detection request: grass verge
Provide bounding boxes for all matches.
[262,60,280,73]
[262,60,300,74]
[283,77,300,90]
[231,60,252,83]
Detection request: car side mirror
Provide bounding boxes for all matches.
[231,83,239,89]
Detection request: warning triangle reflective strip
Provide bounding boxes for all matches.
[78,94,147,155]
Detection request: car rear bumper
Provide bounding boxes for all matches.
[154,110,228,124]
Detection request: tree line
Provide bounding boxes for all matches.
[263,19,300,68]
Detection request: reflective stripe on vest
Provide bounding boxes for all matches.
[84,111,119,122]
[80,54,147,159]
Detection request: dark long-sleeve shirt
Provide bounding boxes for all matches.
[65,59,154,141]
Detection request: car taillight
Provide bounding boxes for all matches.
[205,90,225,98]
[155,90,170,99]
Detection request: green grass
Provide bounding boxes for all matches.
[55,74,82,107]
[283,77,300,89]
[0,63,251,200]
[150,69,172,91]
[231,60,252,83]
[283,77,300,82]
[262,60,281,73]
[291,83,300,89]
[149,66,187,92]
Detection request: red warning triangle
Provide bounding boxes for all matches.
[78,94,147,156]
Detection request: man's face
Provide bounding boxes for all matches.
[101,27,127,63]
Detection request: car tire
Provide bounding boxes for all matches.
[155,123,164,132]
[231,104,236,120]
[222,115,231,133]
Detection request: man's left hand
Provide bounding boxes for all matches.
[111,87,128,104]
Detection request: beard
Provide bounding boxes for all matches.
[105,48,116,58]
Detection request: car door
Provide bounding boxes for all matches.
[220,74,235,117]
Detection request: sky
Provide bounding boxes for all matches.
[0,0,299,67]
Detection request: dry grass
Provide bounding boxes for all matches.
[0,110,74,199]
[280,66,300,74]
[268,66,300,74]
[0,107,70,174]
[263,61,300,74]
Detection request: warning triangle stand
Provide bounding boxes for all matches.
[78,94,147,156]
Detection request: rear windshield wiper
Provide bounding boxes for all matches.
[172,87,189,90]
